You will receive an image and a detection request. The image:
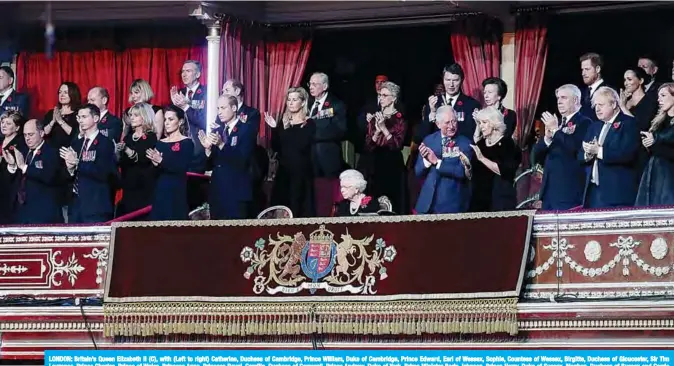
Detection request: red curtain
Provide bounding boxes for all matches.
[450,16,502,103]
[16,32,206,120]
[514,14,548,149]
[222,22,312,143]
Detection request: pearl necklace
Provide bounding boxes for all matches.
[349,194,364,214]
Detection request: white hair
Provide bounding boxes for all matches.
[591,86,619,108]
[339,169,367,193]
[311,72,329,88]
[436,105,456,122]
[475,106,506,135]
[380,81,400,98]
[555,84,582,107]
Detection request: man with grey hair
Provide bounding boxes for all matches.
[578,86,640,208]
[87,86,122,142]
[171,60,206,173]
[532,84,592,210]
[307,71,347,216]
[415,105,473,214]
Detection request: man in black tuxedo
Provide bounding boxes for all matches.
[171,60,206,173]
[308,72,347,216]
[415,63,480,143]
[87,87,122,143]
[638,56,662,98]
[579,52,608,120]
[221,78,265,216]
[0,66,29,117]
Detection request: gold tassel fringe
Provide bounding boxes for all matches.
[103,298,518,338]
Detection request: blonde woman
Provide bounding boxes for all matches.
[123,79,164,139]
[264,86,316,217]
[469,106,521,212]
[115,102,158,217]
[636,83,674,206]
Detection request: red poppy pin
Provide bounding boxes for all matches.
[457,100,463,106]
[93,139,98,146]
[6,97,11,103]
[142,134,147,140]
[503,109,508,117]
[196,88,202,95]
[613,122,621,129]
[567,121,574,128]
[35,150,41,156]
[171,142,180,152]
[101,116,107,124]
[360,196,372,208]
[8,145,14,151]
[232,126,238,133]
[395,112,402,118]
[324,101,330,108]
[448,140,456,148]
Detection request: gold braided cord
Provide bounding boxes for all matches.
[104,298,518,338]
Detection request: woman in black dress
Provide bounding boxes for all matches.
[619,67,659,178]
[335,169,379,217]
[123,79,164,139]
[43,82,80,149]
[636,83,674,206]
[357,81,408,214]
[115,102,158,218]
[469,106,521,212]
[481,77,517,139]
[266,86,316,217]
[147,106,193,221]
[0,111,26,224]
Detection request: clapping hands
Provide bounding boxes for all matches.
[146,148,163,166]
[59,146,78,169]
[170,86,187,108]
[419,143,439,164]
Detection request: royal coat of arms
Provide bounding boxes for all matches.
[240,225,397,295]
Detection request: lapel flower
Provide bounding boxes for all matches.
[323,101,330,108]
[93,139,98,146]
[8,145,14,151]
[233,126,238,133]
[101,116,107,124]
[613,122,621,129]
[196,88,202,95]
[360,196,372,208]
[142,134,147,140]
[171,142,181,152]
[448,140,456,148]
[395,112,402,118]
[457,100,463,106]
[6,96,11,103]
[503,109,509,117]
[567,121,574,128]
[35,150,41,156]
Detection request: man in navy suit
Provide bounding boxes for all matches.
[171,60,207,173]
[415,63,480,144]
[0,66,29,117]
[578,87,640,209]
[87,87,122,143]
[638,56,662,98]
[533,84,592,210]
[60,104,118,223]
[415,105,474,214]
[4,119,62,224]
[579,53,608,120]
[308,72,348,216]
[199,95,255,220]
[221,79,265,215]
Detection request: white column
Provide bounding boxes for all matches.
[205,22,221,134]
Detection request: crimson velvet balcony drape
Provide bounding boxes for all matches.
[450,16,502,104]
[514,14,548,149]
[222,22,312,143]
[16,27,207,120]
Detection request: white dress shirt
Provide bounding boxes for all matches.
[310,93,329,116]
[0,88,14,106]
[588,112,619,185]
[588,78,604,98]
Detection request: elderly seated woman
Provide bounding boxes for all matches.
[335,169,381,216]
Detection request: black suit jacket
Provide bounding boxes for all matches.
[97,112,123,143]
[0,90,29,117]
[309,93,347,178]
[580,81,609,120]
[415,93,480,143]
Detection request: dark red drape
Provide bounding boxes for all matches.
[16,28,206,120]
[222,22,312,143]
[514,14,548,149]
[450,16,502,103]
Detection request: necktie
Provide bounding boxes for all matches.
[447,97,454,107]
[187,89,194,100]
[591,122,612,186]
[311,101,320,117]
[561,116,567,128]
[74,138,90,196]
[441,136,448,147]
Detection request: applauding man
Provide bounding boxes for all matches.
[532,84,592,210]
[59,104,117,223]
[415,105,473,214]
[198,95,255,220]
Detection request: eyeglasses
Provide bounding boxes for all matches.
[377,93,393,98]
[307,82,323,88]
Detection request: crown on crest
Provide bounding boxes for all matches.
[309,225,334,245]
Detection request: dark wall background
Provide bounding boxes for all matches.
[303,23,454,145]
[537,5,674,116]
